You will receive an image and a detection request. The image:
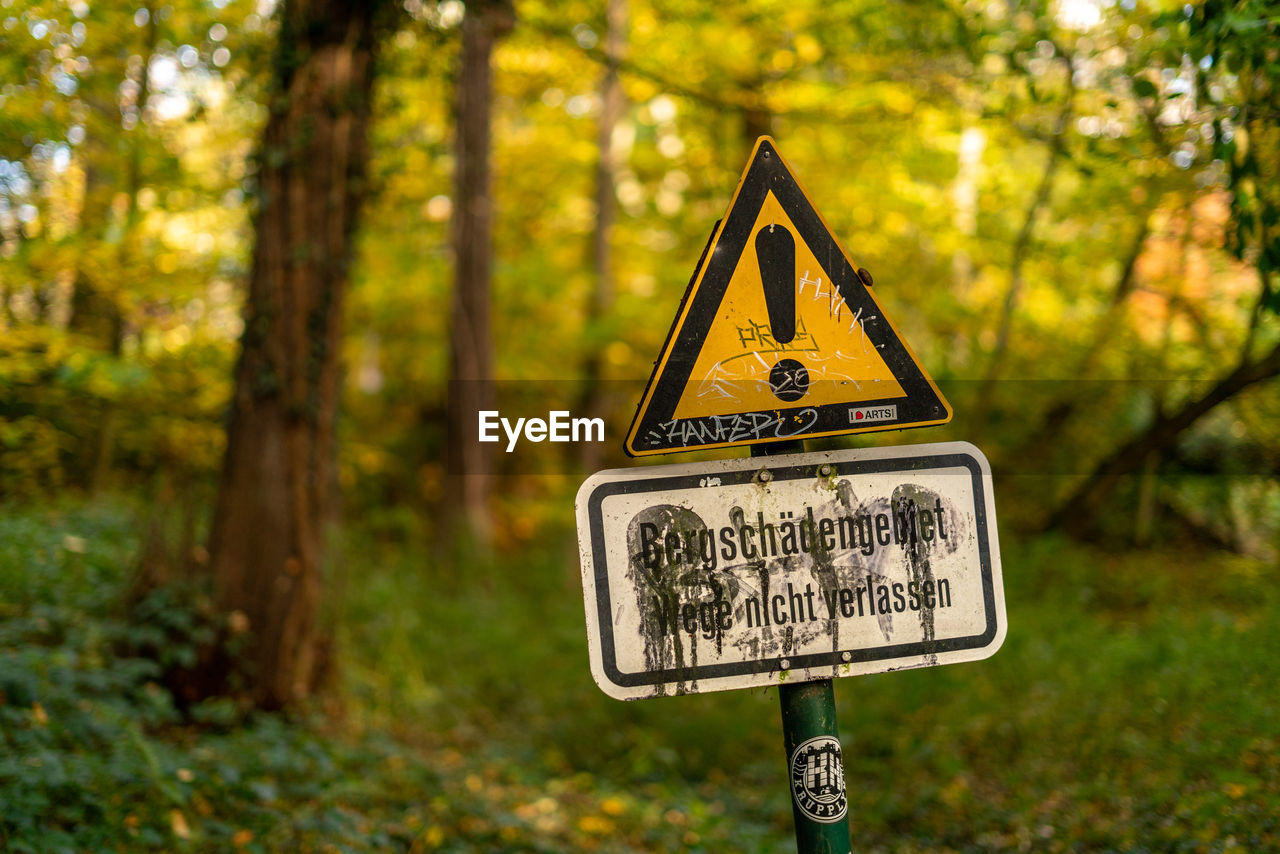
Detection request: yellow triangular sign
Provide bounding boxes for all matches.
[625,137,951,456]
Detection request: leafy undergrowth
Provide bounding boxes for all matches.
[2,498,1279,852]
[0,502,779,853]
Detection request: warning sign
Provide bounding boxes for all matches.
[576,442,1005,700]
[625,137,951,457]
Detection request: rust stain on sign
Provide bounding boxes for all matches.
[575,442,1006,701]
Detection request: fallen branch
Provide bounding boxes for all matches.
[1045,339,1280,537]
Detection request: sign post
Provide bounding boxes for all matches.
[574,137,1006,854]
[576,440,1004,846]
[781,679,849,852]
[755,440,852,853]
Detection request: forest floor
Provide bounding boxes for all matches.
[1,498,1278,852]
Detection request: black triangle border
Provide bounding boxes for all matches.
[625,138,951,456]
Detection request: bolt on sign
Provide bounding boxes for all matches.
[625,136,951,457]
[576,442,1006,700]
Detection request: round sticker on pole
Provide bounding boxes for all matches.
[789,736,848,823]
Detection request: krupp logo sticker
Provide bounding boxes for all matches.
[789,736,847,823]
[848,404,897,424]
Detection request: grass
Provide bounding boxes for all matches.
[1,497,1278,851]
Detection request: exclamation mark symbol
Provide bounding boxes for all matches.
[755,225,796,343]
[755,225,809,402]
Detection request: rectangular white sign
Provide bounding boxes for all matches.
[575,441,1006,700]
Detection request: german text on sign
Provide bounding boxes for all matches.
[575,442,1005,700]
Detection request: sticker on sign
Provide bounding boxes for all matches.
[848,404,897,424]
[575,441,1005,700]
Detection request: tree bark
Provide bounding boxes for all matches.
[445,0,513,546]
[201,0,388,709]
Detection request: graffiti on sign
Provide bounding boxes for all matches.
[575,442,1005,700]
[625,137,951,456]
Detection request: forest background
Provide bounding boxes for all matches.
[1,0,1278,850]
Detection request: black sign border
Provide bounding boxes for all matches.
[587,451,999,690]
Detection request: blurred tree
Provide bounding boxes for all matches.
[0,0,261,499]
[973,40,1075,437]
[2,0,1276,560]
[71,2,158,492]
[445,0,514,546]
[199,0,396,708]
[1048,1,1280,536]
[575,0,626,471]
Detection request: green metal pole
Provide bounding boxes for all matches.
[752,441,851,854]
[779,678,850,854]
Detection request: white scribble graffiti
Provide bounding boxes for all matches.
[646,409,820,447]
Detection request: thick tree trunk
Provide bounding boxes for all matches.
[445,0,513,546]
[202,0,385,709]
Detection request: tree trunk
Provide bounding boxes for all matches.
[576,0,627,471]
[201,0,387,710]
[445,0,513,546]
[950,123,986,291]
